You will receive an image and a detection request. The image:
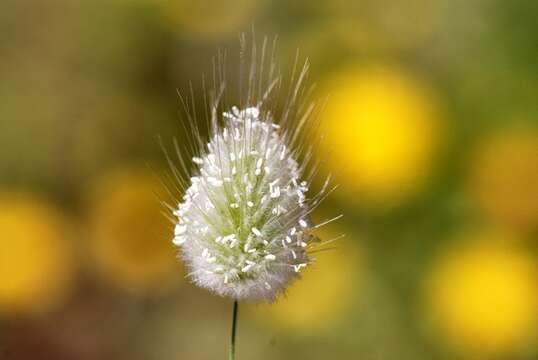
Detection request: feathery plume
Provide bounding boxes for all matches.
[164,35,338,302]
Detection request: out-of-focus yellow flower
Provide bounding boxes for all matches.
[88,169,181,293]
[320,66,442,207]
[0,193,73,315]
[425,231,538,356]
[159,0,263,40]
[250,228,362,334]
[469,128,538,230]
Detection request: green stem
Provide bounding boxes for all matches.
[229,300,239,360]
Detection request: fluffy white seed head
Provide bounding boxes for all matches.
[174,107,317,301]
[166,37,336,302]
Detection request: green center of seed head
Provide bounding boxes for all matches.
[215,150,273,282]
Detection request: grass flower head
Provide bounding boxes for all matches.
[164,36,338,302]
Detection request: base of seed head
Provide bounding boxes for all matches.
[172,106,316,301]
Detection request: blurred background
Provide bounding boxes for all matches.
[1,0,537,359]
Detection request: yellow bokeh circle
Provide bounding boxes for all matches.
[88,169,181,293]
[469,128,538,230]
[425,231,538,355]
[0,193,73,315]
[251,232,362,334]
[320,66,442,206]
